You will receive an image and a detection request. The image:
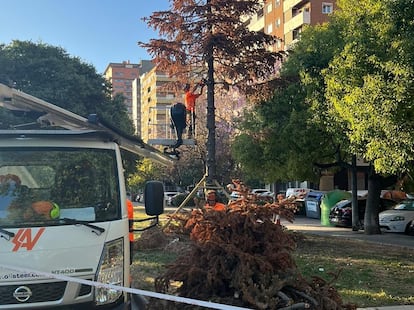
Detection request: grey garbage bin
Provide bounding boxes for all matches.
[304,191,325,219]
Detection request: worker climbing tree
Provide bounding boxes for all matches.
[184,79,205,139]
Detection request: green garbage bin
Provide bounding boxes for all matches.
[320,190,352,226]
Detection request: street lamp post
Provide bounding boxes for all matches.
[205,0,216,185]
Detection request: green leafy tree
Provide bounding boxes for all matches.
[0,40,133,134]
[128,158,166,191]
[232,21,345,184]
[232,0,414,234]
[323,0,414,233]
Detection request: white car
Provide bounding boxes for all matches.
[379,200,414,234]
[285,188,310,199]
[230,191,241,200]
[164,191,180,206]
[251,189,274,197]
[251,189,274,202]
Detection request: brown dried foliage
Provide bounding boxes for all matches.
[152,181,355,309]
[139,0,285,101]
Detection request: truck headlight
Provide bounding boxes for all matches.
[95,238,124,305]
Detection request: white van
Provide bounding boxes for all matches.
[0,84,167,309]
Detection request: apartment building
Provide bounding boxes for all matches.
[104,61,139,115]
[104,60,154,133]
[264,0,336,51]
[242,0,265,32]
[140,66,177,143]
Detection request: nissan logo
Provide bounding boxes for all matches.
[13,286,32,302]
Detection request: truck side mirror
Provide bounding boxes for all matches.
[144,181,164,216]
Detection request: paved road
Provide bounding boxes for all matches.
[136,204,413,309]
[135,201,414,249]
[281,216,414,249]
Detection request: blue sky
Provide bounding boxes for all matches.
[0,0,170,73]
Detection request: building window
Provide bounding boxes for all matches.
[292,27,302,41]
[275,0,280,7]
[275,18,281,28]
[267,3,272,14]
[276,39,282,49]
[267,23,273,34]
[322,2,333,14]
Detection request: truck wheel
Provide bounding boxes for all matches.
[130,293,148,310]
[406,221,414,236]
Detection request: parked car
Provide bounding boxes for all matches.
[134,192,142,202]
[251,189,274,202]
[170,192,194,207]
[379,200,414,234]
[285,188,310,199]
[329,199,366,227]
[230,191,241,200]
[164,191,180,206]
[407,221,414,235]
[251,188,273,197]
[329,197,397,228]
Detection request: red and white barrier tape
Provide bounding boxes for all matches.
[0,263,252,310]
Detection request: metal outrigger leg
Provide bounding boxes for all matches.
[162,174,232,230]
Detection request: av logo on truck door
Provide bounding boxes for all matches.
[12,228,45,251]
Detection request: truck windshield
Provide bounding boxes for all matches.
[0,147,121,228]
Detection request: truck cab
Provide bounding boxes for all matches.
[0,84,168,309]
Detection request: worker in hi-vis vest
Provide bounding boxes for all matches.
[127,199,134,263]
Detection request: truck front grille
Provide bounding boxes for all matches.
[0,281,66,304]
[79,283,92,296]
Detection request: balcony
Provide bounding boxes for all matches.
[284,9,310,35]
[283,0,305,12]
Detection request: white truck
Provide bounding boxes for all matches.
[0,84,170,309]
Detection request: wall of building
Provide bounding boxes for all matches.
[264,0,336,51]
[104,60,155,135]
[104,60,139,118]
[140,67,177,142]
[264,0,284,50]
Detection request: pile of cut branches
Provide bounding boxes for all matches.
[148,182,356,310]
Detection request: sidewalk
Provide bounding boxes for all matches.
[358,307,414,310]
[281,216,414,249]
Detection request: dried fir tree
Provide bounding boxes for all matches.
[140,0,284,93]
[150,183,355,309]
[140,0,286,180]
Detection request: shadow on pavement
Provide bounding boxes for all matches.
[282,216,414,249]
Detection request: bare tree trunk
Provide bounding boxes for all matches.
[364,167,382,235]
[351,155,360,231]
[205,0,216,184]
[206,52,216,183]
